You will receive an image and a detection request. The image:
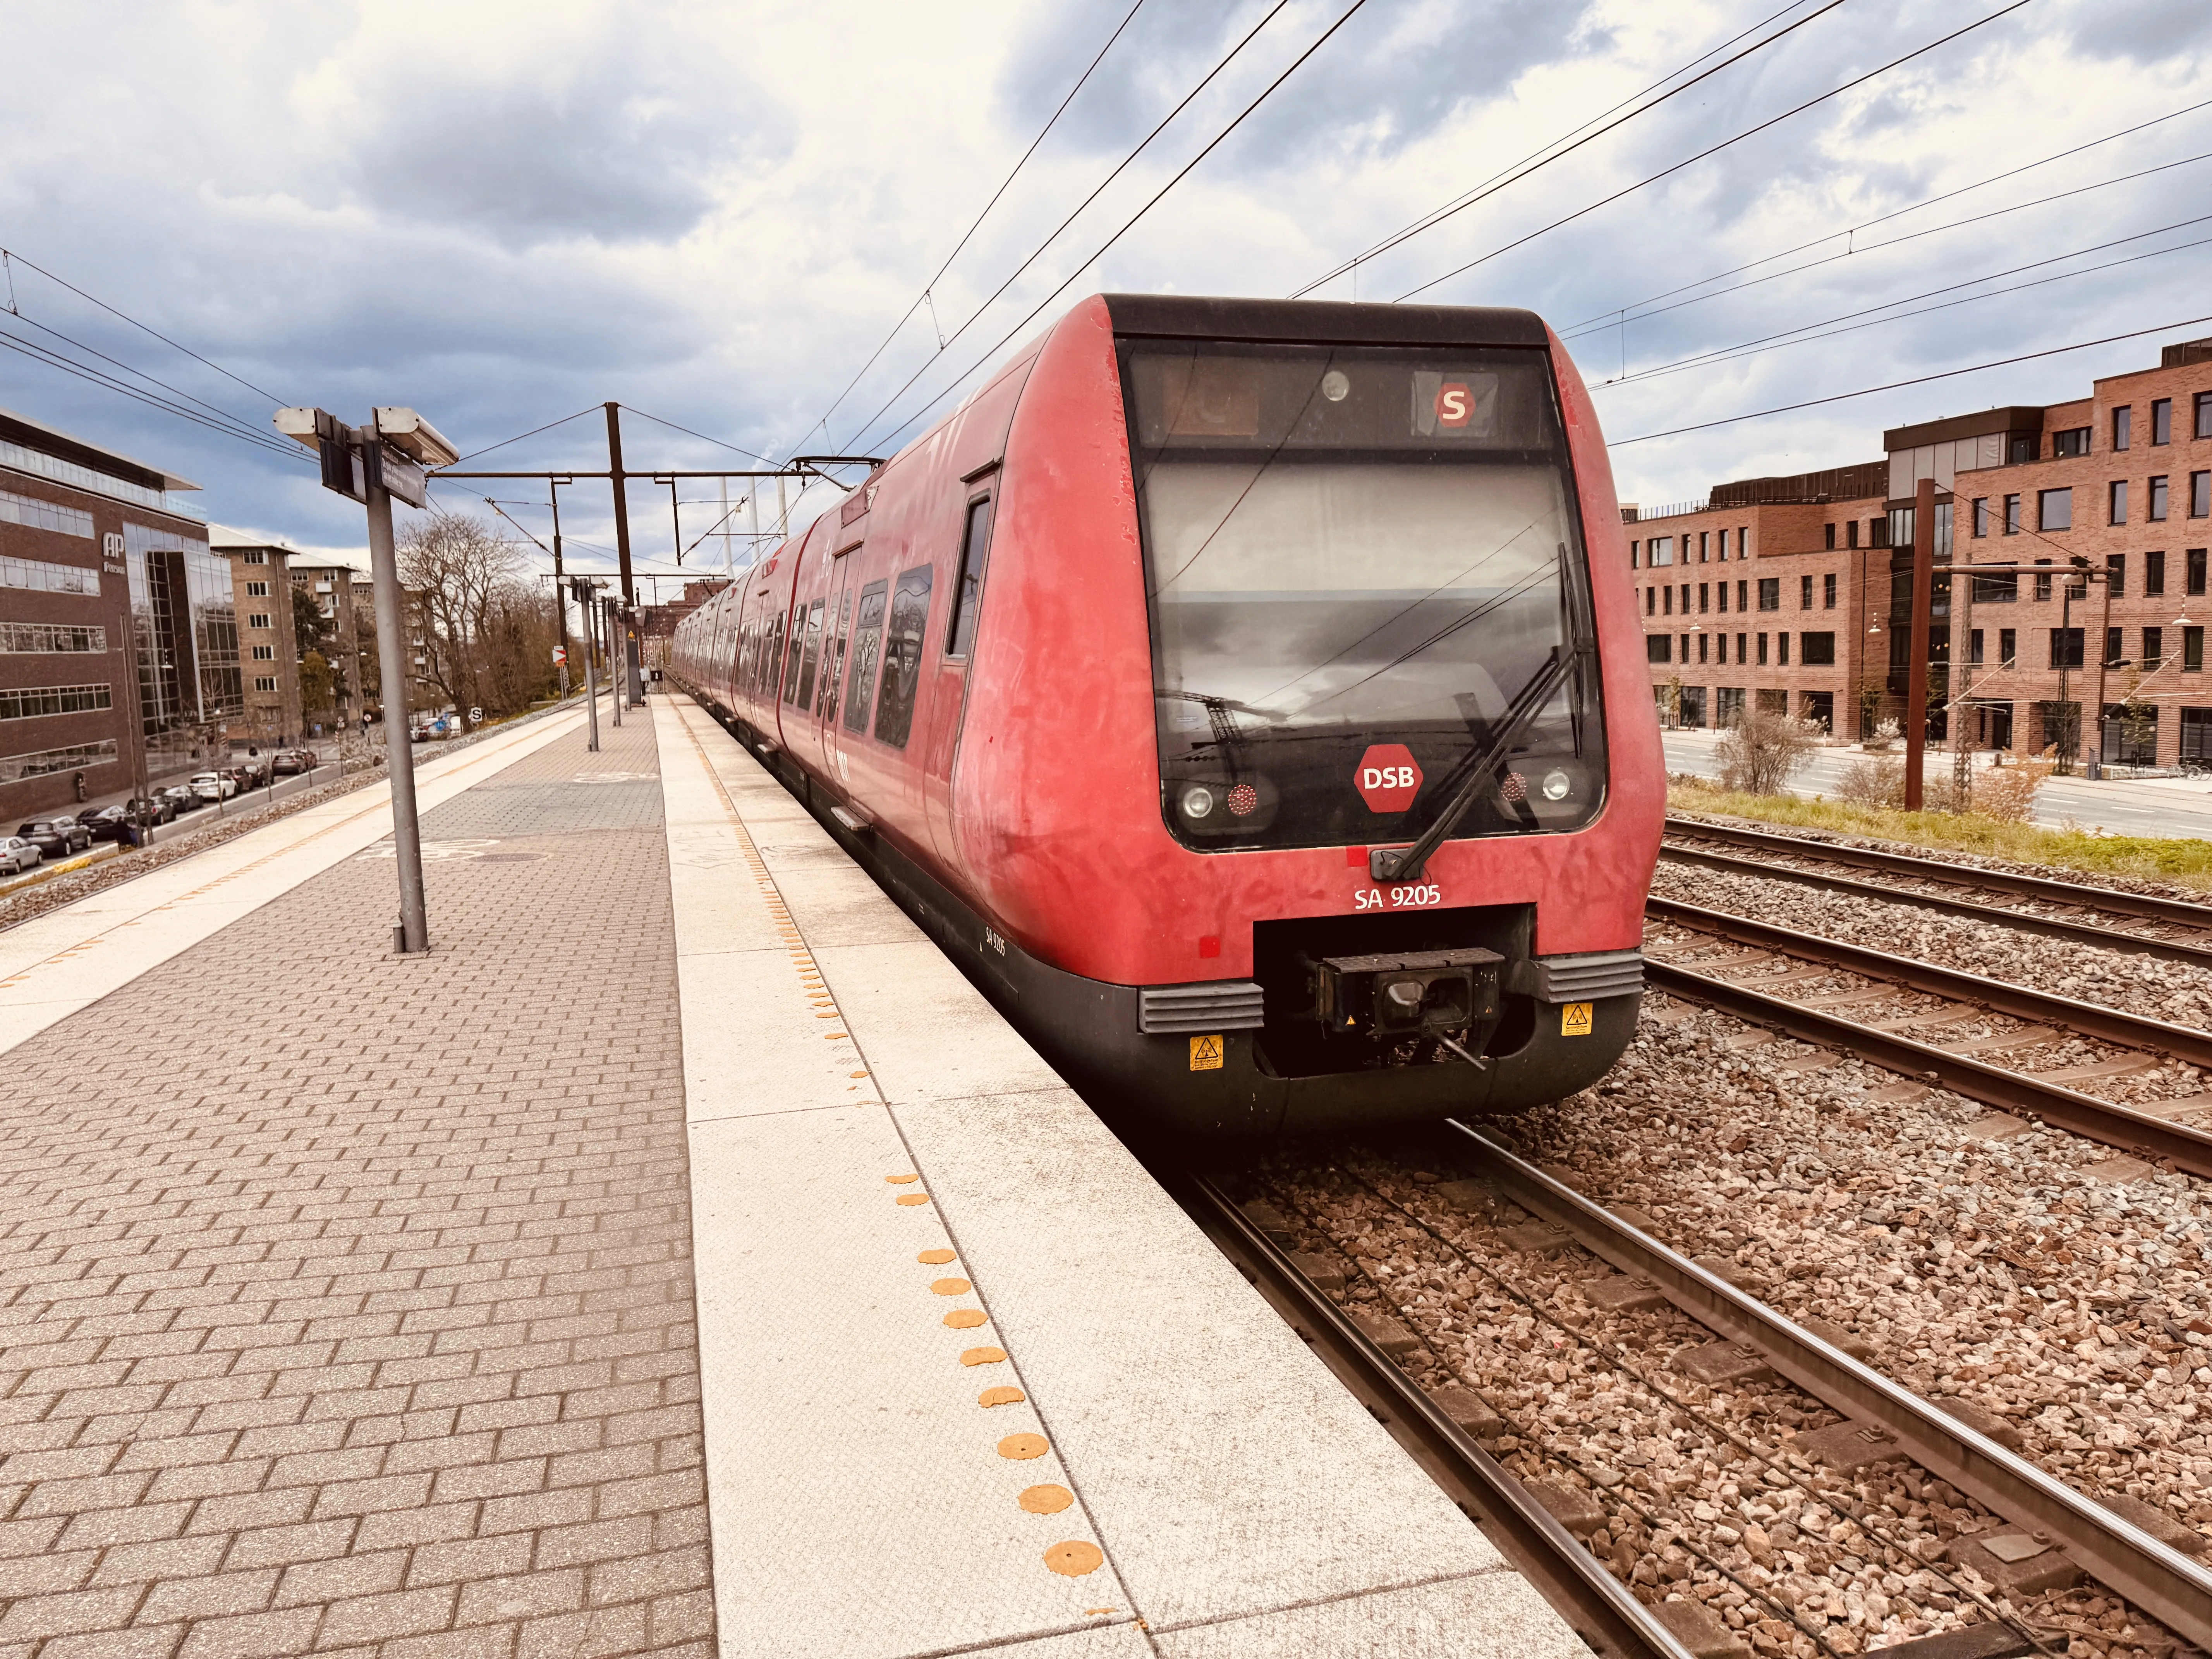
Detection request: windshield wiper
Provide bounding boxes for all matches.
[1369,646,1576,885]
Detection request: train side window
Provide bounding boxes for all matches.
[947,495,994,658]
[843,580,890,735]
[819,586,855,722]
[874,565,936,748]
[781,615,806,703]
[795,599,826,709]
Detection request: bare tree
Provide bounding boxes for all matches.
[397,512,557,720]
[1715,701,1819,797]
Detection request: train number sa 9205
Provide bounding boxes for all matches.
[1354,883,1442,911]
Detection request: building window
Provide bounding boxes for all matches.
[2146,626,2165,668]
[2190,627,2207,672]
[2195,471,2211,518]
[1800,574,1814,609]
[1717,582,1729,613]
[0,554,99,596]
[251,644,275,661]
[2106,626,2124,666]
[254,676,278,692]
[1736,631,1747,662]
[1649,536,1673,566]
[1663,587,1673,616]
[1699,531,1710,562]
[1999,628,2016,666]
[245,580,268,597]
[1647,634,1671,664]
[2034,559,2053,601]
[2111,480,2128,525]
[1972,498,1989,537]
[1697,632,1709,663]
[2154,398,2172,445]
[1973,570,2018,603]
[0,489,96,540]
[1824,572,1836,608]
[1630,541,1639,568]
[2107,553,2126,597]
[1698,582,1710,613]
[2052,428,2090,458]
[1847,519,1860,549]
[2004,495,2021,535]
[2038,488,2072,531]
[241,549,267,565]
[0,623,105,654]
[1757,632,1769,665]
[0,683,112,721]
[0,739,119,783]
[2148,550,2167,596]
[1966,628,1985,664]
[2152,476,2171,521]
[1645,587,1655,615]
[2050,627,2085,668]
[1757,577,1780,611]
[2198,391,2212,440]
[1778,633,1791,665]
[2114,407,2132,451]
[1824,523,1836,550]
[2191,548,2209,596]
[1681,584,1691,614]
[248,613,271,630]
[1801,631,1836,665]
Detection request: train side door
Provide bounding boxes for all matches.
[813,539,864,788]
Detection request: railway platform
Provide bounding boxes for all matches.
[0,687,1585,1659]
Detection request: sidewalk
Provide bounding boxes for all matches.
[0,705,714,1658]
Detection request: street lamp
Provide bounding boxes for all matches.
[274,405,459,955]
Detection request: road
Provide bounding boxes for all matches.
[1661,729,2212,840]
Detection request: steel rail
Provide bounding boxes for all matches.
[1644,895,2212,1070]
[1665,815,2212,933]
[1442,1122,2212,1650]
[1659,842,2212,970]
[1179,1175,1695,1659]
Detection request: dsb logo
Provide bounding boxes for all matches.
[1355,744,1422,813]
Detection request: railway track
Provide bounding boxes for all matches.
[1643,895,2212,1182]
[1663,816,2212,965]
[1182,1175,1697,1659]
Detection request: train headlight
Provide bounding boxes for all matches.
[1540,769,1572,802]
[1180,785,1217,819]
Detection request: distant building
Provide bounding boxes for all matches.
[210,528,304,750]
[1637,335,2212,766]
[639,578,730,668]
[288,556,371,738]
[0,407,237,819]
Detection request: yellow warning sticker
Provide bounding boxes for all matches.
[1561,1001,1594,1037]
[1189,1034,1224,1071]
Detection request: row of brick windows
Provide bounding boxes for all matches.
[2109,395,2212,452]
[1955,549,2211,600]
[1643,574,1838,616]
[1647,630,1837,666]
[1629,526,1752,567]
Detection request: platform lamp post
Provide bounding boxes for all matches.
[275,405,458,955]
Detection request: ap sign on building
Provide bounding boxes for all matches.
[1355,744,1422,813]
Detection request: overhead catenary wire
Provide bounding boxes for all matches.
[1290,0,1850,299]
[1395,0,2035,304]
[1558,94,2212,338]
[2,307,292,453]
[617,404,780,466]
[809,0,1150,445]
[1607,310,2212,447]
[836,0,1305,454]
[849,0,1374,457]
[447,405,606,466]
[0,326,304,462]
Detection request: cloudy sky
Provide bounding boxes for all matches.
[2,0,2207,591]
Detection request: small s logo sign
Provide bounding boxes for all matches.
[1435,382,1472,428]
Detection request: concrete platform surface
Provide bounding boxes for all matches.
[657,695,1587,1659]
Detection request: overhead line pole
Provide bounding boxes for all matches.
[1904,477,1935,811]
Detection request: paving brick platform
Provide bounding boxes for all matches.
[0,708,713,1659]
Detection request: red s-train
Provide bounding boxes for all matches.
[672,294,1663,1137]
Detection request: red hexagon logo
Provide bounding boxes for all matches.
[1355,744,1422,814]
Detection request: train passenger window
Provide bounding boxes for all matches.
[777,615,799,700]
[820,587,854,722]
[843,580,889,735]
[874,566,935,748]
[795,600,826,709]
[947,496,994,657]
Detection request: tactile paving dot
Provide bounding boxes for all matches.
[1020,1484,1073,1514]
[895,1194,930,1206]
[1044,1541,1105,1577]
[917,1249,955,1265]
[959,1346,1006,1366]
[884,1173,919,1185]
[998,1433,1048,1460]
[943,1309,987,1329]
[929,1277,972,1296]
[978,1387,1024,1408]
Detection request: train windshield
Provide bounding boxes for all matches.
[1121,340,1605,853]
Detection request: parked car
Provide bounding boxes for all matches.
[76,805,132,843]
[188,772,237,802]
[222,766,257,794]
[0,836,40,875]
[271,749,319,775]
[130,793,179,825]
[18,817,91,857]
[160,784,203,815]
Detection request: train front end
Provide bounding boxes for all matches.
[955,294,1664,1138]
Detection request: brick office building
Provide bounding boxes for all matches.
[0,407,239,820]
[1638,336,2212,764]
[210,528,303,749]
[287,558,369,739]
